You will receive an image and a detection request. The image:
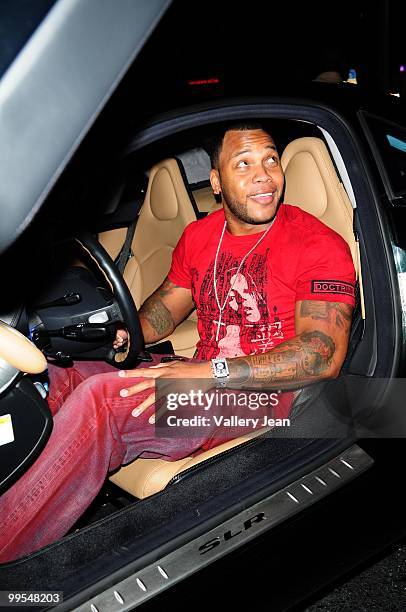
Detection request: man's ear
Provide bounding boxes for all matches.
[210,169,223,204]
[210,168,221,195]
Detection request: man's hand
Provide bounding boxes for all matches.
[113,328,128,350]
[118,360,212,423]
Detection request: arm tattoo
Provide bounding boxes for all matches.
[139,279,179,338]
[228,330,336,390]
[140,297,174,337]
[300,301,353,329]
[227,301,351,389]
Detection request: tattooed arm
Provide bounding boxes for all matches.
[227,300,353,390]
[139,277,195,344]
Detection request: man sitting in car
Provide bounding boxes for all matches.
[0,122,355,562]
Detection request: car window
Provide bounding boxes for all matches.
[176,147,211,186]
[360,112,406,200]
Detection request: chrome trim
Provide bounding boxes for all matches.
[72,445,373,611]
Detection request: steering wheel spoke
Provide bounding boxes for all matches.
[73,232,144,368]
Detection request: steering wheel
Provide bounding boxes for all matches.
[74,232,144,369]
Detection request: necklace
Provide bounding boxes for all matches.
[213,218,276,341]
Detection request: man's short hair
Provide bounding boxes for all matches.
[206,121,270,169]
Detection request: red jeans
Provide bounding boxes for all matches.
[0,357,211,563]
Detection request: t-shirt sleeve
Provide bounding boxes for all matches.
[295,230,356,306]
[167,227,192,289]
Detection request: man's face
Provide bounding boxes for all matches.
[210,129,285,227]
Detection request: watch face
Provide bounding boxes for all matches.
[213,359,229,377]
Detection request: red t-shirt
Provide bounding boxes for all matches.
[168,204,356,362]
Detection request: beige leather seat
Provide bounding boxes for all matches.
[99,158,199,357]
[108,136,360,499]
[109,427,269,498]
[281,136,363,315]
[281,136,358,276]
[193,184,221,213]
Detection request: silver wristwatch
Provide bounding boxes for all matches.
[211,357,229,387]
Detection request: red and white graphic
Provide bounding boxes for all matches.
[196,250,284,359]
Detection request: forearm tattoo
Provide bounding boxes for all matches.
[228,330,336,390]
[227,300,353,389]
[139,279,179,339]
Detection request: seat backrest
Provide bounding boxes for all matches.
[122,158,197,308]
[98,158,200,356]
[193,184,220,213]
[281,137,358,275]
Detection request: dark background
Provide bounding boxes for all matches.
[132,0,406,110]
[1,1,404,122]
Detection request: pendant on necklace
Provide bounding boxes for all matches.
[214,314,225,341]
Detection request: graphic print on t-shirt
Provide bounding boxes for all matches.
[194,250,284,359]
